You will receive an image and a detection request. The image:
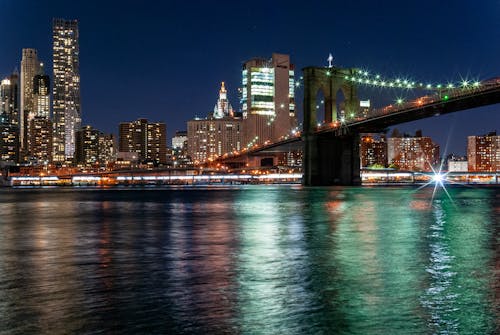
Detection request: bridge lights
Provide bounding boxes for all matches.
[473,81,480,87]
[396,98,404,105]
[442,95,449,101]
[461,80,469,87]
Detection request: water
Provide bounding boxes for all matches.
[0,185,498,334]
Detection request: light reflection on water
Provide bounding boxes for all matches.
[0,186,498,334]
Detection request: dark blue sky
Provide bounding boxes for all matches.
[1,0,499,155]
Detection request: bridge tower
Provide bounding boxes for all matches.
[302,66,362,186]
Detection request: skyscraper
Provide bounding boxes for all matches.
[0,70,20,126]
[33,64,50,119]
[52,18,81,162]
[241,53,296,147]
[20,48,40,153]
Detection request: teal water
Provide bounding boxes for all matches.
[0,186,498,334]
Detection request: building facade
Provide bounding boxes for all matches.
[241,53,296,147]
[0,113,19,163]
[387,131,439,171]
[467,132,500,172]
[0,71,20,126]
[33,68,50,119]
[28,117,53,164]
[20,48,40,153]
[187,82,242,163]
[172,130,187,150]
[119,118,167,164]
[75,126,115,166]
[360,134,388,168]
[52,18,81,162]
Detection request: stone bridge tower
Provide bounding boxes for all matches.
[302,66,361,186]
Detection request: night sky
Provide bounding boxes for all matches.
[1,0,499,155]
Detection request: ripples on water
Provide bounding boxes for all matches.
[0,186,498,334]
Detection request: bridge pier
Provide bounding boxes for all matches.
[303,132,361,186]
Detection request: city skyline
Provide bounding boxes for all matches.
[1,0,499,155]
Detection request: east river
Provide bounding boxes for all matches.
[0,186,498,334]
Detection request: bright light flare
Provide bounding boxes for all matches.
[432,173,445,184]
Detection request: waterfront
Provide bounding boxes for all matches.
[0,186,498,334]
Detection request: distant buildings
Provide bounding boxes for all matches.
[187,82,242,163]
[241,53,296,147]
[360,134,387,168]
[172,130,187,150]
[52,18,81,162]
[467,132,500,172]
[387,130,439,171]
[119,118,167,165]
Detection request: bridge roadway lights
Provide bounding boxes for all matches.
[303,132,361,186]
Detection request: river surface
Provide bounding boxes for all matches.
[0,185,498,334]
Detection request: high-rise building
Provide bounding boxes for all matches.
[187,82,243,163]
[360,134,388,168]
[0,113,19,163]
[20,48,40,153]
[467,132,500,172]
[387,130,439,171]
[98,133,115,166]
[52,18,81,162]
[33,64,50,119]
[75,125,100,165]
[28,117,53,164]
[0,70,20,126]
[75,126,115,166]
[119,118,167,164]
[241,53,296,147]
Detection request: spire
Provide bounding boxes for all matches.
[213,81,232,119]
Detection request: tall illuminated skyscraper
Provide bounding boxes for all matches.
[240,53,296,147]
[33,64,50,119]
[20,48,40,153]
[52,18,81,162]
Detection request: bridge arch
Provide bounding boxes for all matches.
[303,67,360,135]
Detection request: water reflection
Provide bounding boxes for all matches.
[0,186,497,334]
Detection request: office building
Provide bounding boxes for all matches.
[387,130,439,171]
[75,125,100,165]
[28,117,53,163]
[0,71,20,126]
[360,134,388,168]
[52,18,81,161]
[119,118,167,164]
[20,48,40,152]
[33,65,50,119]
[0,113,19,163]
[187,82,242,163]
[467,132,500,172]
[241,53,296,147]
